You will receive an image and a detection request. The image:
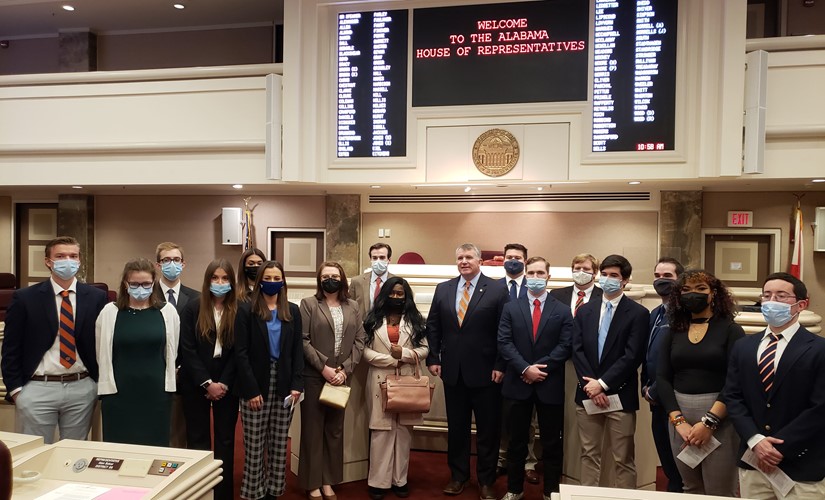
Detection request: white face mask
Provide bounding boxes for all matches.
[371,259,389,275]
[572,270,593,286]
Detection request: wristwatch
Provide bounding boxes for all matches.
[201,379,212,389]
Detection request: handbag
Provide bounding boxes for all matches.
[380,351,435,413]
[319,381,351,409]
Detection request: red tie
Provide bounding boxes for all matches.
[574,291,585,316]
[59,290,76,368]
[373,276,382,302]
[532,299,541,340]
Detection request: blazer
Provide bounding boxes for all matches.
[549,285,603,310]
[571,294,648,411]
[725,326,825,482]
[425,273,509,388]
[349,271,394,320]
[1,280,107,402]
[174,285,200,315]
[300,296,366,378]
[178,300,238,394]
[235,301,304,400]
[640,303,668,402]
[499,276,528,301]
[498,294,573,404]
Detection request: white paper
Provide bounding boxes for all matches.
[284,392,305,410]
[742,448,796,497]
[582,394,623,414]
[35,483,111,500]
[676,436,721,469]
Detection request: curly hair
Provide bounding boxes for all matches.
[363,276,426,348]
[666,269,737,333]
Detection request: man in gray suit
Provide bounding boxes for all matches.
[349,242,393,320]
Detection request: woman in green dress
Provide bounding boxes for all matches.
[96,258,179,446]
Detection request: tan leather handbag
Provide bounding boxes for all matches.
[380,351,435,413]
[319,381,351,409]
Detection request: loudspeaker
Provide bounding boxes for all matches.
[815,207,825,252]
[743,50,768,174]
[221,207,242,245]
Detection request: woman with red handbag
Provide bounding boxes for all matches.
[363,277,429,500]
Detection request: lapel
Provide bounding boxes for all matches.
[600,295,626,360]
[581,301,601,366]
[742,332,766,399]
[535,296,556,342]
[770,328,813,397]
[445,277,460,328]
[648,305,666,349]
[73,284,87,334]
[318,299,335,332]
[39,281,59,336]
[463,275,488,321]
[518,297,533,341]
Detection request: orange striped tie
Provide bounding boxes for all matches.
[759,333,781,393]
[59,290,76,368]
[457,280,471,326]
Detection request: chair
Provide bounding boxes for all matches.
[0,273,15,289]
[0,289,15,322]
[397,252,425,264]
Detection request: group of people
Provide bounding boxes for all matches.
[2,237,823,500]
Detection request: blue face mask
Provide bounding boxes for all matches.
[210,283,232,298]
[127,285,153,301]
[261,280,284,296]
[525,277,547,294]
[161,260,183,281]
[371,259,389,275]
[761,301,796,327]
[51,259,80,280]
[599,276,623,294]
[504,259,525,276]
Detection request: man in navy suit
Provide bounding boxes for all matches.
[1,236,107,443]
[427,243,509,500]
[726,273,825,499]
[640,257,684,493]
[571,254,648,489]
[498,256,572,500]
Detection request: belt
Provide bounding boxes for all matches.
[30,372,89,382]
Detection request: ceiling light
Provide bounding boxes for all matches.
[173,3,185,9]
[464,186,472,193]
[232,184,243,189]
[71,185,83,189]
[812,179,825,183]
[628,181,641,185]
[62,5,75,11]
[537,186,543,191]
[370,185,381,189]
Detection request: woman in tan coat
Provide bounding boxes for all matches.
[363,277,429,500]
[299,261,366,500]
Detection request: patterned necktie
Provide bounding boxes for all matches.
[59,290,76,368]
[167,289,176,306]
[509,280,518,300]
[374,276,382,302]
[574,291,585,316]
[532,299,541,340]
[598,301,613,360]
[759,333,782,393]
[457,280,471,326]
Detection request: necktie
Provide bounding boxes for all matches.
[759,333,782,393]
[574,291,585,316]
[58,290,76,368]
[373,276,382,302]
[509,280,517,300]
[649,308,665,348]
[457,280,471,326]
[167,289,176,307]
[598,301,613,360]
[532,299,541,340]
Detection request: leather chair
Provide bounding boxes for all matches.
[397,252,425,264]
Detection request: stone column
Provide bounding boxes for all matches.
[324,194,360,277]
[57,195,95,282]
[660,191,703,269]
[58,30,97,72]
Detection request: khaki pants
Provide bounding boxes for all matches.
[368,418,412,489]
[575,406,636,489]
[740,468,825,500]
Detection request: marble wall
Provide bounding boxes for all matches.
[660,191,703,269]
[325,194,361,279]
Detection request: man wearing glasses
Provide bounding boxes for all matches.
[726,272,825,499]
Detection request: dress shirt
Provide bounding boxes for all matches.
[569,284,596,316]
[369,271,389,308]
[597,293,624,391]
[507,275,525,299]
[33,277,88,377]
[213,308,223,358]
[455,272,482,314]
[159,281,182,304]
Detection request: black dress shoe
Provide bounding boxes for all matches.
[391,483,409,498]
[479,484,496,500]
[442,480,468,495]
[368,486,388,500]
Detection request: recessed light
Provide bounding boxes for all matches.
[464,186,472,193]
[812,179,825,183]
[232,184,243,189]
[628,181,641,185]
[71,185,83,189]
[537,186,543,191]
[62,5,75,11]
[173,3,185,9]
[370,185,381,189]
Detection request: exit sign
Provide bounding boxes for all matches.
[727,211,753,227]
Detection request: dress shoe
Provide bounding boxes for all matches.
[500,493,524,500]
[391,483,410,498]
[321,490,337,500]
[442,480,468,495]
[368,486,387,500]
[307,492,323,500]
[525,469,540,484]
[479,484,497,500]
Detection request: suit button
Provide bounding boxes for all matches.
[765,425,771,431]
[766,403,771,408]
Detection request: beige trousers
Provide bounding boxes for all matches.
[368,417,412,489]
[575,406,636,489]
[740,468,825,500]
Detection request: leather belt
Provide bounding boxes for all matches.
[30,372,89,382]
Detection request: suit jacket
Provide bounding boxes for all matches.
[349,271,394,320]
[1,280,107,402]
[498,294,573,404]
[549,285,603,310]
[300,296,366,378]
[725,326,825,482]
[178,300,238,394]
[235,301,304,400]
[425,274,509,388]
[640,303,668,402]
[499,276,528,301]
[571,294,648,411]
[173,285,200,315]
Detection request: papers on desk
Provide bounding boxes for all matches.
[35,483,110,500]
[742,448,796,497]
[582,394,623,414]
[676,436,721,469]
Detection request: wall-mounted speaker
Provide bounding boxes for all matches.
[221,207,242,245]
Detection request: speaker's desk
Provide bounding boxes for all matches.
[11,439,221,500]
[554,484,755,500]
[0,431,44,460]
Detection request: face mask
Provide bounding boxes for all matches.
[128,285,153,302]
[761,301,796,327]
[161,260,183,281]
[387,297,405,309]
[525,277,547,294]
[371,259,389,275]
[572,270,593,286]
[679,292,710,314]
[51,259,80,280]
[653,278,677,297]
[503,259,525,276]
[244,266,260,281]
[321,278,342,294]
[260,281,284,296]
[598,276,623,294]
[210,283,231,297]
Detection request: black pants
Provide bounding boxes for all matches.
[505,395,563,495]
[443,379,501,486]
[651,403,683,492]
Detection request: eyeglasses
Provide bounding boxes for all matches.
[159,257,183,264]
[759,292,798,303]
[127,282,154,289]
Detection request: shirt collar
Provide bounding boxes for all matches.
[463,272,482,289]
[603,293,623,307]
[529,291,548,305]
[371,271,387,283]
[507,275,524,286]
[763,321,801,342]
[159,281,181,296]
[50,276,77,294]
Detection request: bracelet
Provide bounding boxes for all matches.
[702,412,721,430]
[670,414,686,427]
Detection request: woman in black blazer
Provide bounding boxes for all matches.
[235,260,304,500]
[179,259,240,500]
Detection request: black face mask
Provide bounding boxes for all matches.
[680,292,710,314]
[653,278,677,297]
[387,297,405,310]
[321,278,342,294]
[244,266,260,281]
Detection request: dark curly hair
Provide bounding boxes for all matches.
[666,269,738,333]
[363,276,426,348]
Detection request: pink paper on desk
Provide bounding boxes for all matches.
[95,487,150,499]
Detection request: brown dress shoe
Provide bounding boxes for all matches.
[478,484,496,500]
[525,469,540,484]
[442,480,468,495]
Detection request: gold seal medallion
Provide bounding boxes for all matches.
[472,129,520,177]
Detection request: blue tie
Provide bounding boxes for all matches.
[509,280,517,300]
[598,301,613,360]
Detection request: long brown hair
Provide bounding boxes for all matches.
[313,261,349,302]
[666,269,738,333]
[250,261,293,322]
[236,247,266,302]
[197,259,238,347]
[116,258,164,310]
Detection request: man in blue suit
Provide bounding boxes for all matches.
[640,257,684,493]
[726,272,825,499]
[1,236,107,443]
[498,256,572,500]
